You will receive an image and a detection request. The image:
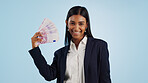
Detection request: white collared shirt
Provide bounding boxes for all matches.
[64,36,87,83]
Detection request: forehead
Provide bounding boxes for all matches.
[68,15,86,22]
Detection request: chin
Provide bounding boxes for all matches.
[72,35,84,40]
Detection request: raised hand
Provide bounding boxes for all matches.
[31,32,43,49]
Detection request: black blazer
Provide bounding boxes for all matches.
[29,37,111,83]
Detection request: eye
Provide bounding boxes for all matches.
[70,22,75,25]
[79,23,84,26]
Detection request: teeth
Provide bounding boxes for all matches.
[73,31,81,33]
[74,32,79,33]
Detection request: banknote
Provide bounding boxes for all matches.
[37,18,59,45]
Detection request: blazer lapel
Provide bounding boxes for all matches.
[61,45,70,81]
[84,37,94,72]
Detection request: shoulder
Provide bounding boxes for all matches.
[54,45,69,55]
[88,37,108,47]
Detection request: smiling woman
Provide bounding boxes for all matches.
[29,6,111,83]
[65,6,93,46]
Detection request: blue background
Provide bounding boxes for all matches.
[0,0,148,83]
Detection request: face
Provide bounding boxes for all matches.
[66,15,88,41]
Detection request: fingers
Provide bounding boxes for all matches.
[31,37,42,42]
[35,38,42,42]
[31,32,43,43]
[34,32,43,38]
[31,32,43,48]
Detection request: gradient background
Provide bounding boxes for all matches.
[0,0,148,83]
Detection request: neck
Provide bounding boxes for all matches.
[72,35,85,49]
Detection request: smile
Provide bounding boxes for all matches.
[72,30,81,35]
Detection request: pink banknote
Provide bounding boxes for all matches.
[37,18,59,45]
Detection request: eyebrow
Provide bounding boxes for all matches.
[70,20,85,23]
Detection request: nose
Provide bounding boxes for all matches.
[73,24,80,32]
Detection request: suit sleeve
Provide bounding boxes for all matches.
[28,47,58,81]
[99,42,111,83]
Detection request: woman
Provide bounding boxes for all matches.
[29,6,111,83]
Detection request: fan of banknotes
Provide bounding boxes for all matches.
[37,18,59,45]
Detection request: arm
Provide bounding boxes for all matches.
[28,47,57,81]
[99,42,111,83]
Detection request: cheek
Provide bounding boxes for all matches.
[81,27,86,31]
[67,25,73,29]
[68,27,73,31]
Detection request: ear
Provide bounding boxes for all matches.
[65,20,68,27]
